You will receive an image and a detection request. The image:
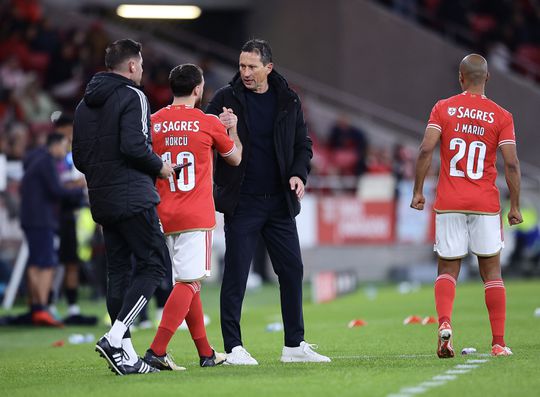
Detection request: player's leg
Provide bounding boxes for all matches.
[433,213,468,358]
[145,231,215,370]
[97,223,132,374]
[470,214,512,356]
[25,228,63,327]
[220,195,264,361]
[98,208,167,374]
[262,196,330,363]
[184,231,226,367]
[150,233,198,356]
[435,258,461,327]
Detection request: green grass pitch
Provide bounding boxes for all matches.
[1,280,539,396]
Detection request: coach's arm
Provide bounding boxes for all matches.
[119,91,172,179]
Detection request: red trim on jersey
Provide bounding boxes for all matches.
[220,145,236,157]
[427,123,442,132]
[498,139,516,147]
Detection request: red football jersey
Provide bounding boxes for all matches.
[428,91,516,214]
[151,105,235,234]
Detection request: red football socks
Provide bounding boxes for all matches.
[484,279,506,347]
[185,291,213,357]
[434,274,456,326]
[150,282,195,356]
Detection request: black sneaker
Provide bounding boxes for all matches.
[200,350,227,367]
[143,349,186,371]
[95,336,124,375]
[121,358,160,375]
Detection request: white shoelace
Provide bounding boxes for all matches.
[302,343,320,355]
[238,347,253,358]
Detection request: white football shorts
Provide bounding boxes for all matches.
[434,213,504,259]
[166,230,212,282]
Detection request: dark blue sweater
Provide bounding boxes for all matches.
[240,86,282,194]
[20,147,83,230]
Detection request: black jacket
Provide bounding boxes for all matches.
[73,72,163,225]
[20,147,84,230]
[206,70,312,217]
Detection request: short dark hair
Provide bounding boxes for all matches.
[105,39,142,70]
[46,132,66,147]
[241,39,272,65]
[169,64,203,97]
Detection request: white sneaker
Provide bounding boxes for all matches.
[224,346,259,365]
[280,341,331,363]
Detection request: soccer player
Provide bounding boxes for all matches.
[143,64,242,369]
[411,54,522,358]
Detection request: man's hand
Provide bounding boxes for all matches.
[410,192,425,210]
[219,107,238,129]
[158,162,174,179]
[508,207,523,226]
[289,176,305,200]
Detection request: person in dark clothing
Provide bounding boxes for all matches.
[51,113,97,325]
[73,39,173,375]
[206,39,330,364]
[20,132,84,327]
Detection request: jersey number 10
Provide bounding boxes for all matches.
[449,138,486,180]
[161,151,195,192]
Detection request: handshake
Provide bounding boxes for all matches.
[219,107,238,130]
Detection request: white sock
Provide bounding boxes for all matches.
[107,320,128,348]
[68,304,80,316]
[121,338,139,365]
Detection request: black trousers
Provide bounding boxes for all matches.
[102,206,169,335]
[221,193,305,352]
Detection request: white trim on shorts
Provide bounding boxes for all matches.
[166,230,212,282]
[434,213,504,259]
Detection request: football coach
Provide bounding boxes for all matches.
[206,38,330,365]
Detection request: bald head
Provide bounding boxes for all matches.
[459,54,488,87]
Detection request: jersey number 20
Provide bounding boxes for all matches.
[161,151,195,192]
[449,138,486,180]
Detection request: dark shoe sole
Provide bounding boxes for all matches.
[95,345,124,376]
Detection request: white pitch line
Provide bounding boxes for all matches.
[386,357,490,396]
[419,381,447,388]
[446,369,471,374]
[332,354,433,360]
[432,375,457,381]
[401,387,427,394]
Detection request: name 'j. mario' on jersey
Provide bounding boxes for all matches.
[151,105,236,234]
[427,91,516,215]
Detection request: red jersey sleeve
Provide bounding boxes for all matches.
[498,112,516,147]
[211,118,236,157]
[150,113,163,153]
[427,101,443,133]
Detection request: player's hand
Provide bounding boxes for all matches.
[158,162,174,179]
[289,176,305,200]
[219,107,237,129]
[410,193,425,210]
[508,208,523,226]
